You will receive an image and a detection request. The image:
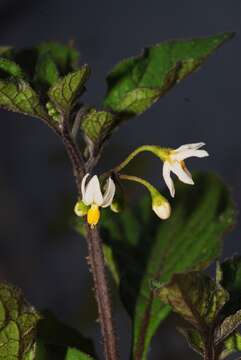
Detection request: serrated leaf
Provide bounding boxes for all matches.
[157,272,228,329]
[101,33,234,141]
[81,108,115,145]
[65,348,94,360]
[101,172,235,359]
[0,79,48,120]
[0,57,25,78]
[48,66,90,114]
[215,309,241,346]
[0,283,40,359]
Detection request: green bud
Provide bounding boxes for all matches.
[48,108,57,116]
[111,200,123,213]
[74,200,89,217]
[46,101,60,122]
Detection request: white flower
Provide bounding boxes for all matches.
[81,174,116,227]
[152,197,171,220]
[162,142,209,197]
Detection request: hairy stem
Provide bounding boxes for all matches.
[85,225,119,360]
[61,118,86,194]
[203,336,218,360]
[61,117,119,359]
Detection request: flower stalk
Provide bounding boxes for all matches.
[115,145,168,172]
[119,174,171,220]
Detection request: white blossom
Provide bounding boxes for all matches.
[162,142,209,197]
[80,174,115,226]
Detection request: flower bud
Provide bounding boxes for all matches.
[46,101,60,122]
[152,196,171,220]
[111,200,122,213]
[74,200,89,217]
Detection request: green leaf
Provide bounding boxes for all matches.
[34,52,59,89]
[220,332,241,359]
[102,33,234,139]
[48,66,90,114]
[157,272,228,329]
[37,42,79,75]
[0,78,48,120]
[1,43,79,82]
[0,282,40,359]
[101,173,235,359]
[0,57,25,78]
[81,108,115,145]
[65,348,94,360]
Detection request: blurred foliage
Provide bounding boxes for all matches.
[75,172,235,359]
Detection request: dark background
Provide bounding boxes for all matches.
[0,1,240,359]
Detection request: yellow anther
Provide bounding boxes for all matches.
[87,204,101,228]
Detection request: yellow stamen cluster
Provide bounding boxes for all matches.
[87,204,101,227]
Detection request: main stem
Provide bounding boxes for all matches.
[203,336,218,360]
[85,224,119,360]
[61,119,119,360]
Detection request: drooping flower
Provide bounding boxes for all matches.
[119,173,171,220]
[162,142,209,197]
[76,174,115,227]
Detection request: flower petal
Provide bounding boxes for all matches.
[102,178,116,208]
[163,161,175,197]
[174,149,209,161]
[170,162,194,185]
[175,142,206,152]
[81,173,90,205]
[84,175,103,206]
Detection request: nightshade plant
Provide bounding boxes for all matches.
[0,33,238,360]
